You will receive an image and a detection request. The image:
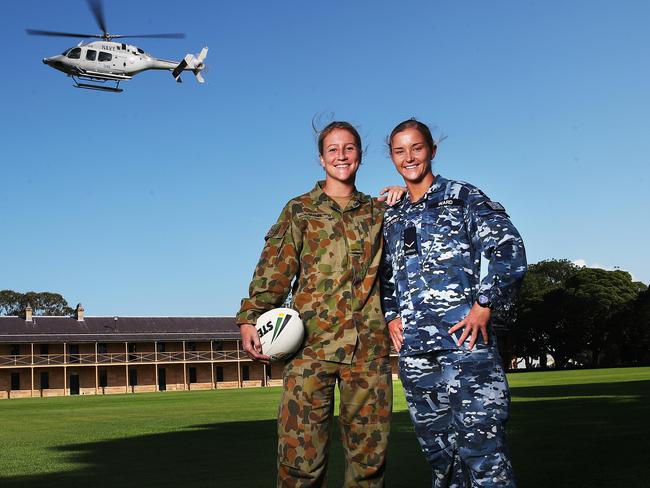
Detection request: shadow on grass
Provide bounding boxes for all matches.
[1,380,648,488]
[508,380,650,488]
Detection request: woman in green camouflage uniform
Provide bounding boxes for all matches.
[237,122,396,488]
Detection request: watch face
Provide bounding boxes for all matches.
[478,294,490,306]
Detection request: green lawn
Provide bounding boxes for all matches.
[1,367,648,487]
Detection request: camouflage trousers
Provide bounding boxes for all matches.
[399,349,515,488]
[277,355,392,488]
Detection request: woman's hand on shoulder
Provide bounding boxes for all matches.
[378,186,407,206]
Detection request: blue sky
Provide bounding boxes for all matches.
[1,0,648,316]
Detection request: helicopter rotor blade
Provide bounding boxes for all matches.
[111,33,186,39]
[26,29,101,38]
[87,0,108,36]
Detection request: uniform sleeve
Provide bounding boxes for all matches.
[235,203,302,325]
[465,188,527,311]
[380,223,400,322]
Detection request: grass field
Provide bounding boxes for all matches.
[1,367,649,487]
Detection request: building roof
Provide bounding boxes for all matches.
[0,316,240,343]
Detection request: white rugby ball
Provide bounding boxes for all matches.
[255,307,304,361]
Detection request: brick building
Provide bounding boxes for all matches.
[0,304,284,399]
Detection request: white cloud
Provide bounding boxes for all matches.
[572,259,587,268]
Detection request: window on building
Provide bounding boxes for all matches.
[128,343,137,361]
[68,344,80,363]
[242,365,250,381]
[98,51,112,62]
[10,345,19,356]
[129,369,138,386]
[187,342,197,352]
[216,366,224,382]
[213,341,223,351]
[156,342,165,353]
[40,372,50,389]
[99,369,108,387]
[67,47,81,59]
[11,373,20,390]
[97,343,107,354]
[86,49,97,61]
[189,367,197,384]
[40,344,49,355]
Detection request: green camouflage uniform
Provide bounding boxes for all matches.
[237,181,392,487]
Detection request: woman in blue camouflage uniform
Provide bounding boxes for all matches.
[381,119,527,488]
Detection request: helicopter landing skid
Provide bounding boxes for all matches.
[72,76,123,93]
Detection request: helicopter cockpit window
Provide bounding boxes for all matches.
[86,49,97,61]
[98,52,112,62]
[67,48,81,60]
[61,49,70,56]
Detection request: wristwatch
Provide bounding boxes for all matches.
[476,294,492,309]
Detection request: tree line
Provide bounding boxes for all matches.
[3,260,649,370]
[0,290,73,316]
[500,259,649,369]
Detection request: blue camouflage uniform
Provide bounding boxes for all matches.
[381,174,526,488]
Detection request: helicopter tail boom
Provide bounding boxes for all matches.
[172,47,208,84]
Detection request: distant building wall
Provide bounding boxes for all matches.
[0,314,400,399]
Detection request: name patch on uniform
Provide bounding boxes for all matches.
[403,226,419,257]
[301,211,334,221]
[429,198,464,209]
[484,201,506,212]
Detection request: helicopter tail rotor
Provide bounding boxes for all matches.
[192,47,209,83]
[171,47,209,84]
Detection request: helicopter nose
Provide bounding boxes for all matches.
[43,57,60,68]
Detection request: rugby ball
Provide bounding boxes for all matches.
[255,308,304,361]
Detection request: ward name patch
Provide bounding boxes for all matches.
[429,198,464,209]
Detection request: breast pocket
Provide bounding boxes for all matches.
[385,221,411,283]
[302,214,345,273]
[420,206,467,268]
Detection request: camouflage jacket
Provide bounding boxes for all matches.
[236,181,390,364]
[381,175,527,355]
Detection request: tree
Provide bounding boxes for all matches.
[510,259,580,368]
[612,287,650,365]
[0,289,23,315]
[525,259,580,288]
[510,260,644,369]
[0,290,73,316]
[563,269,640,367]
[535,287,585,369]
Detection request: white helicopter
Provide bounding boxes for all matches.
[27,0,208,93]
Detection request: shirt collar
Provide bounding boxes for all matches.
[310,180,369,211]
[424,174,447,200]
[399,174,447,210]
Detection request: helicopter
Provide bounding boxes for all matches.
[26,0,208,93]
